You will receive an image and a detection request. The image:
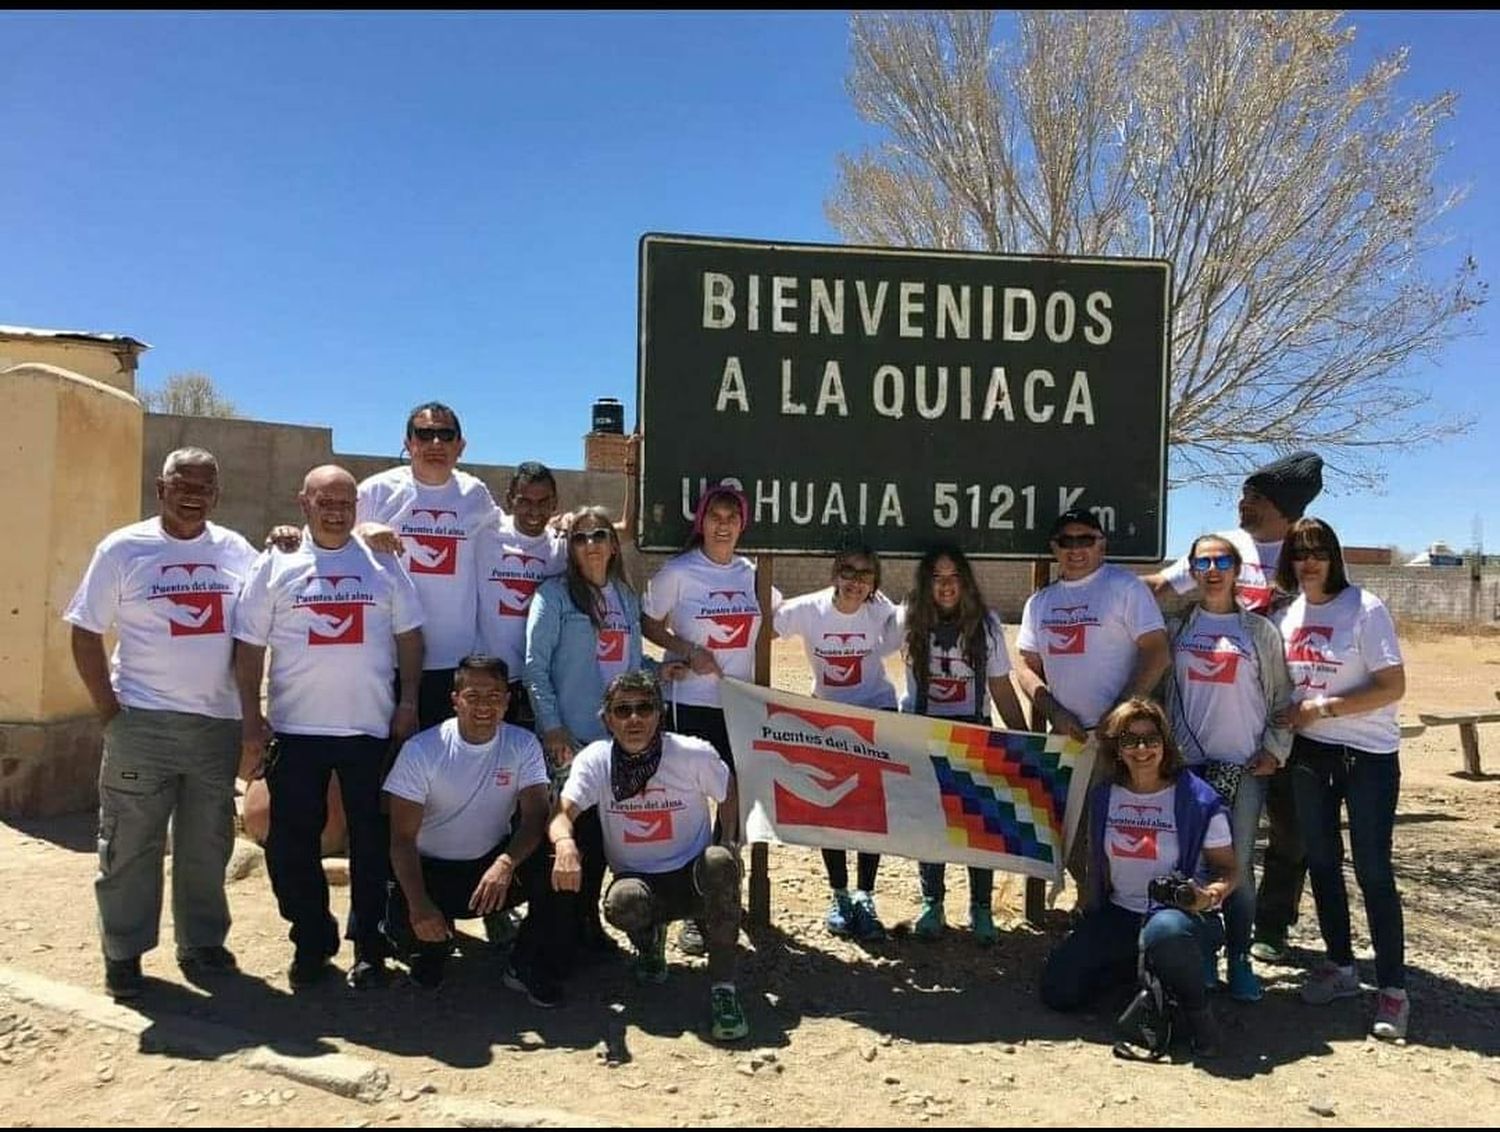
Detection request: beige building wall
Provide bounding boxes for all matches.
[0,328,146,395]
[1,362,143,817]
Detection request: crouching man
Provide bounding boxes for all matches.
[549,671,748,1042]
[383,655,572,1004]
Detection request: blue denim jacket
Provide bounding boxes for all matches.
[523,575,643,742]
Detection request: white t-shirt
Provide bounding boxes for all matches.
[1105,784,1232,914]
[773,588,900,709]
[894,609,1013,720]
[1171,610,1265,765]
[1161,528,1283,615]
[474,518,568,678]
[1017,564,1166,729]
[562,733,729,874]
[357,466,500,669]
[63,519,258,719]
[233,536,425,738]
[1276,586,1404,753]
[641,549,763,708]
[383,718,550,861]
[594,582,634,690]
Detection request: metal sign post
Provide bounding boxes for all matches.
[748,554,774,925]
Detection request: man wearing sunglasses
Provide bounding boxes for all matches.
[476,462,568,729]
[1016,508,1170,890]
[354,403,502,729]
[549,671,749,1043]
[381,655,571,1002]
[1143,450,1325,964]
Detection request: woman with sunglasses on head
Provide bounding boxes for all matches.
[1161,535,1293,1003]
[900,545,1029,945]
[1272,518,1410,1041]
[772,544,902,941]
[524,505,657,959]
[1040,698,1236,1059]
[641,483,769,955]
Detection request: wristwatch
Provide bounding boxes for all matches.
[1315,697,1336,719]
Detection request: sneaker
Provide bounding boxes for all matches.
[1227,954,1264,1003]
[849,890,887,941]
[913,898,945,940]
[1300,962,1360,1005]
[503,964,563,1009]
[969,904,999,947]
[1249,929,1289,964]
[1184,1005,1221,1058]
[826,891,856,937]
[709,985,750,1043]
[483,908,522,949]
[178,945,239,976]
[1203,951,1219,991]
[104,956,144,1000]
[346,957,391,990]
[632,925,669,985]
[1371,990,1410,1041]
[288,952,335,990]
[676,919,707,957]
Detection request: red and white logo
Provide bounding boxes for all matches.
[402,508,462,576]
[494,577,539,617]
[699,612,755,649]
[153,563,228,636]
[928,675,970,704]
[1046,624,1088,655]
[1287,626,1333,663]
[619,788,675,843]
[597,629,626,662]
[822,655,863,688]
[493,768,513,788]
[301,575,368,646]
[1108,802,1164,860]
[1236,573,1273,614]
[755,704,910,834]
[1185,647,1239,684]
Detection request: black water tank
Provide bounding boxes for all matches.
[591,397,624,434]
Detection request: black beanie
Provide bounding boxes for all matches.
[1244,451,1324,519]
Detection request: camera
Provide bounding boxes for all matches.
[1147,873,1197,910]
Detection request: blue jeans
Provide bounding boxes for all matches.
[1224,770,1269,957]
[1289,735,1405,990]
[918,862,992,908]
[1041,902,1224,1012]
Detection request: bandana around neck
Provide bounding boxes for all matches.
[610,728,665,803]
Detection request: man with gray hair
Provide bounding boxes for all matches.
[65,447,259,999]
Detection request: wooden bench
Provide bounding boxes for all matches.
[1417,709,1500,775]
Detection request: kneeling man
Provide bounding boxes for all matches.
[549,671,747,1042]
[383,655,571,1004]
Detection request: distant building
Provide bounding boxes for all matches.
[1404,542,1466,567]
[1344,545,1393,567]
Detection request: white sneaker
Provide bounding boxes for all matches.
[1300,962,1360,1005]
[1371,989,1410,1040]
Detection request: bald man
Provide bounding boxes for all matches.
[234,465,425,990]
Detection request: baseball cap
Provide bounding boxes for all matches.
[1050,508,1104,538]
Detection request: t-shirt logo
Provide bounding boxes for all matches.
[1108,802,1164,860]
[620,787,675,843]
[928,675,970,703]
[153,563,228,636]
[597,629,626,662]
[298,574,370,645]
[1185,647,1239,684]
[822,655,863,687]
[1044,603,1092,655]
[1293,674,1329,696]
[492,551,547,617]
[403,508,462,576]
[1235,569,1273,614]
[755,704,911,835]
[493,768,513,788]
[1287,626,1332,663]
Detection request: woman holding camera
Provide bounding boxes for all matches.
[1040,698,1237,1056]
[1162,534,1293,1003]
[1273,517,1409,1041]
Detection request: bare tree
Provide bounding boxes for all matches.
[139,372,240,418]
[830,10,1486,489]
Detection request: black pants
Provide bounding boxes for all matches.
[1256,762,1307,936]
[604,846,741,982]
[395,669,458,733]
[823,850,880,893]
[384,841,575,980]
[573,806,609,936]
[265,733,389,960]
[671,704,734,770]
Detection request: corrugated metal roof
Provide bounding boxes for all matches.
[0,324,151,350]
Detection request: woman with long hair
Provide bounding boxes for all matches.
[1273,517,1410,1041]
[1161,533,1293,1002]
[901,545,1029,944]
[773,543,901,940]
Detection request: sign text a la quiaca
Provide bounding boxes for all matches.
[637,234,1171,559]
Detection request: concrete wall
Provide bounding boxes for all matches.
[1351,564,1500,626]
[0,333,142,395]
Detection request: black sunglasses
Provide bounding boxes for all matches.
[570,528,612,546]
[1117,733,1164,750]
[1054,533,1101,549]
[837,566,876,581]
[609,700,660,721]
[410,427,459,443]
[1190,553,1236,573]
[1290,548,1333,562]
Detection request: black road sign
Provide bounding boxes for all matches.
[638,234,1170,559]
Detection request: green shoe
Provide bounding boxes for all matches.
[632,925,668,985]
[710,985,749,1042]
[970,903,998,946]
[914,898,945,940]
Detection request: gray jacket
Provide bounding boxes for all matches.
[1162,603,1294,765]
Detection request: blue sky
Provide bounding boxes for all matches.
[3,10,1495,558]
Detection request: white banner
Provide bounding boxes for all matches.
[722,678,1093,884]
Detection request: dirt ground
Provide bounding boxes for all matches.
[2,630,1498,1127]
